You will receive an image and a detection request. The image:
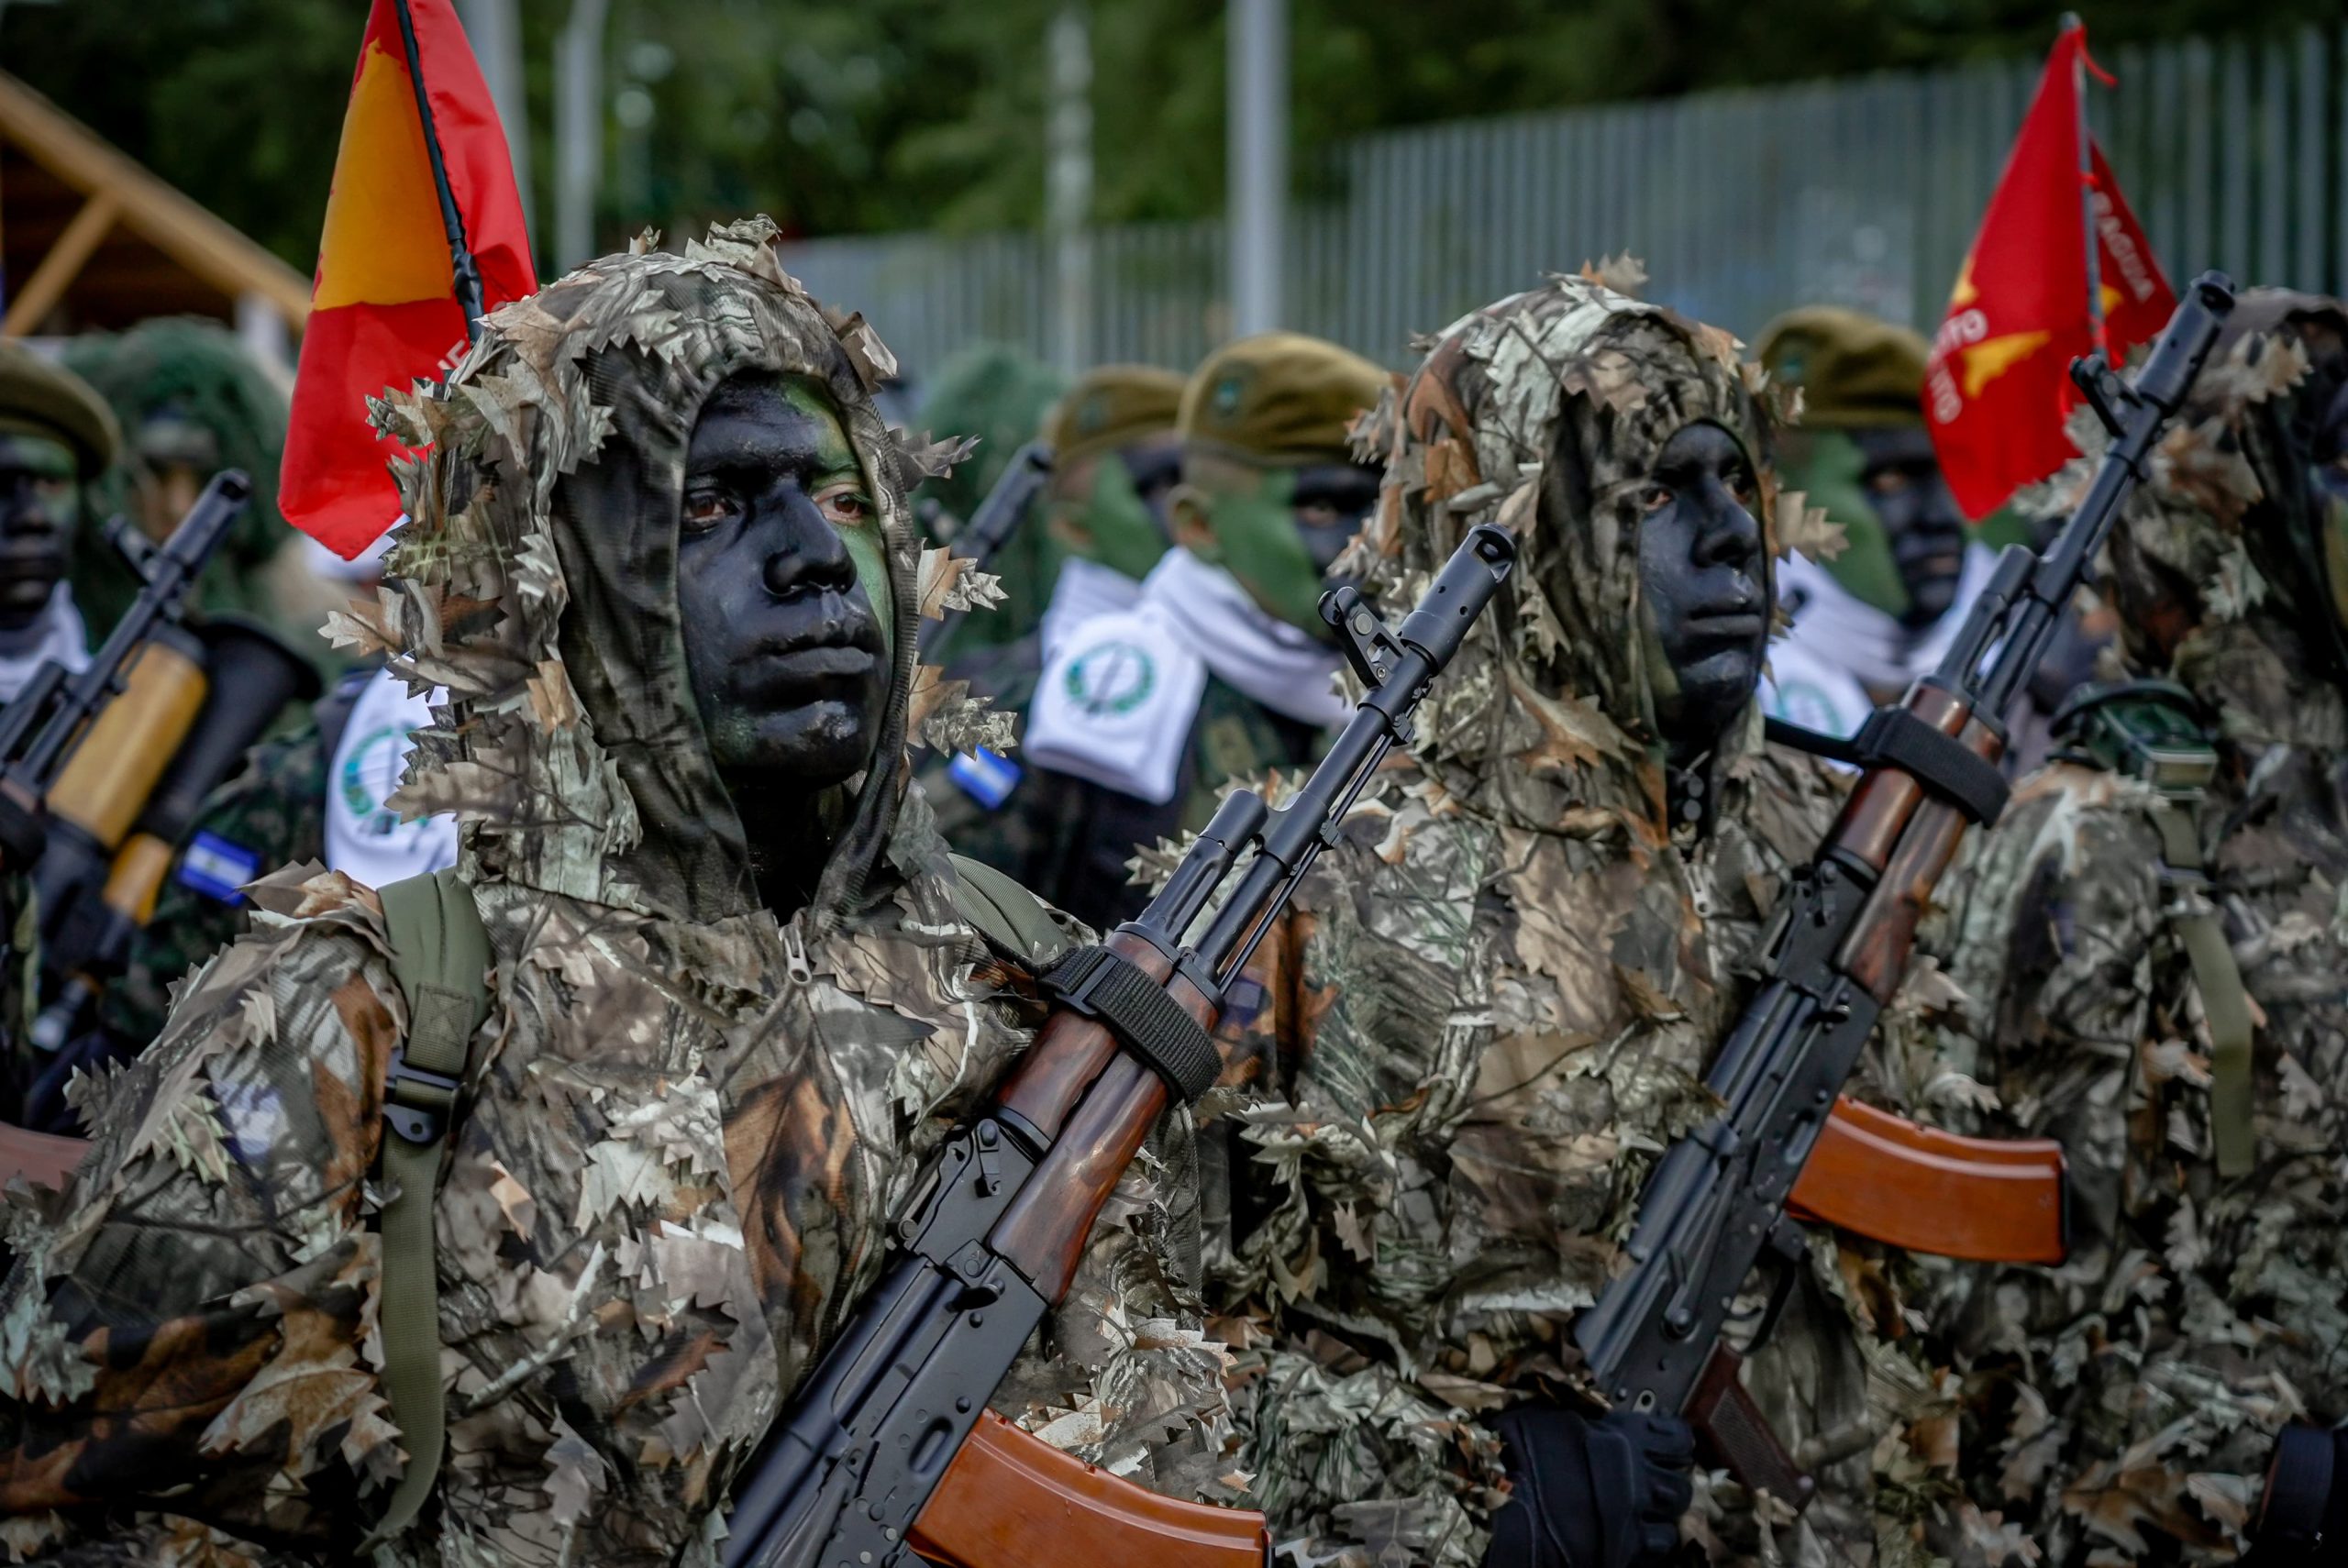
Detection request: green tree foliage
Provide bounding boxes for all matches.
[7,0,2339,269]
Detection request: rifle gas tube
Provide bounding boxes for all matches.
[916,440,1055,662]
[1573,274,2238,1507]
[723,523,1517,1568]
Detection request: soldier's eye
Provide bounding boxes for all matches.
[1640,483,1674,514]
[814,483,872,527]
[682,487,737,532]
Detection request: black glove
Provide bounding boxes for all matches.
[1483,1405,1695,1568]
[2248,1424,2348,1566]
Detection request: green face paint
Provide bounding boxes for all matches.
[783,379,893,658]
[1196,466,1331,638]
[1778,429,1902,617]
[1075,456,1167,582]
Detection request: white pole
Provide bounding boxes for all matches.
[1226,0,1286,337]
[554,0,610,271]
[456,0,536,247]
[1047,6,1093,376]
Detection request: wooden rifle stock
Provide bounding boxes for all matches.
[911,1412,1268,1568]
[1792,1098,2066,1265]
[0,1123,85,1190]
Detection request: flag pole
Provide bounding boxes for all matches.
[392,0,489,344]
[2063,11,2107,357]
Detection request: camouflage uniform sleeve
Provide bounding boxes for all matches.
[99,726,331,1056]
[0,866,404,1561]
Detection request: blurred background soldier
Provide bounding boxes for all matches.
[1755,306,1978,737]
[930,361,1185,843]
[999,331,1384,928]
[910,341,1069,664]
[61,318,327,670]
[0,343,116,701]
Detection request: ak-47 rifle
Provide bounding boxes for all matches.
[1572,273,2238,1507]
[0,470,253,871]
[722,523,1519,1568]
[917,439,1055,662]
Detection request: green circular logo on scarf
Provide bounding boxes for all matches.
[1065,640,1157,716]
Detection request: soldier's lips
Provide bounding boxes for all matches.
[746,644,880,680]
[1688,608,1765,640]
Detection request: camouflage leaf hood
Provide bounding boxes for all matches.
[2039,287,2348,745]
[1346,277,1803,837]
[341,217,963,925]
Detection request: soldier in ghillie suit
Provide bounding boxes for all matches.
[61,318,313,661]
[1914,293,2348,1565]
[907,341,1069,666]
[1010,334,1387,929]
[0,221,1222,1562]
[1195,278,1946,1568]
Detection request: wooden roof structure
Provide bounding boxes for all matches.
[0,70,309,341]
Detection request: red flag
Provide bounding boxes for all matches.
[281,0,536,558]
[1923,21,2175,519]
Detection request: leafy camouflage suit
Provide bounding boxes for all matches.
[0,221,1220,1564]
[1912,293,2348,1566]
[1200,280,1945,1568]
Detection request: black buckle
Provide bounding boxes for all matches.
[383,1048,461,1146]
[1040,943,1222,1103]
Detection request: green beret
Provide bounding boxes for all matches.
[0,338,119,478]
[1047,364,1186,469]
[1755,306,1930,429]
[1180,332,1386,467]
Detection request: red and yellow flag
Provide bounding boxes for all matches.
[1923,20,2174,520]
[282,0,535,558]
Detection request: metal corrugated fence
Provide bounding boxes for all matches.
[780,27,2348,377]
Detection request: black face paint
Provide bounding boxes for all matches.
[1119,436,1185,532]
[1851,425,1967,630]
[676,374,889,786]
[1634,422,1768,765]
[0,434,77,632]
[1288,460,1382,579]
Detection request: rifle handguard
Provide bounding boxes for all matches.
[1038,941,1221,1103]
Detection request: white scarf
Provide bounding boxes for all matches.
[1775,543,1997,699]
[1024,549,1346,805]
[1039,557,1142,660]
[0,583,89,704]
[1138,548,1346,727]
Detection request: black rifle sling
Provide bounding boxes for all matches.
[1765,707,2010,824]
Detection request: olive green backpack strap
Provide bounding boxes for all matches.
[2145,793,2258,1176]
[364,867,493,1551]
[947,853,1074,967]
[2055,681,2257,1177]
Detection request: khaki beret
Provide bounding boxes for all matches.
[1045,364,1186,469]
[1755,306,1930,429]
[1180,332,1386,466]
[0,338,119,478]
